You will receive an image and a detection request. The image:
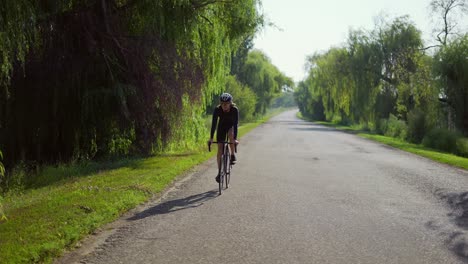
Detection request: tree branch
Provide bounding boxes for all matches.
[199,14,214,26]
[420,44,442,51]
[190,0,235,9]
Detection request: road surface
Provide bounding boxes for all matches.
[58,110,468,264]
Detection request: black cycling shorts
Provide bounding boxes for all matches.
[216,125,233,142]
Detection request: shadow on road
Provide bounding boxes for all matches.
[432,189,468,263]
[128,190,218,221]
[268,120,361,134]
[267,120,313,125]
[289,126,342,132]
[436,190,468,229]
[445,231,468,263]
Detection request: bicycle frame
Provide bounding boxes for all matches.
[208,141,237,195]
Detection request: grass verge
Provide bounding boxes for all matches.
[0,108,286,264]
[296,112,468,170]
[358,134,468,170]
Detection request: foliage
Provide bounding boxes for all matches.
[434,34,468,134]
[294,79,325,121]
[0,0,38,88]
[456,137,468,157]
[407,108,428,143]
[272,92,296,108]
[0,0,263,179]
[238,50,293,115]
[225,75,257,122]
[295,16,426,128]
[422,127,460,153]
[294,12,468,156]
[0,150,4,182]
[0,150,5,221]
[381,115,407,140]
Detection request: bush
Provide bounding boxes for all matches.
[358,122,371,132]
[422,128,460,153]
[0,150,5,221]
[456,137,468,157]
[384,114,408,140]
[107,129,134,156]
[1,163,27,194]
[0,195,5,222]
[407,109,426,144]
[0,150,4,187]
[375,118,388,135]
[226,75,257,122]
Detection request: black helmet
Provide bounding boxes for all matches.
[220,93,233,102]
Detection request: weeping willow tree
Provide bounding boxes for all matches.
[238,50,293,115]
[296,16,430,125]
[435,34,468,134]
[0,0,263,169]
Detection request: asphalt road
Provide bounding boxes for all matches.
[58,110,468,264]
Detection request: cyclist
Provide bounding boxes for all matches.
[208,93,239,183]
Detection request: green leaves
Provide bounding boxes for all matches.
[0,0,264,174]
[225,75,257,121]
[0,0,37,87]
[0,160,3,181]
[0,149,5,222]
[297,15,430,126]
[238,50,291,115]
[435,34,468,133]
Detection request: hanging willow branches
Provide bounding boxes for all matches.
[0,0,263,168]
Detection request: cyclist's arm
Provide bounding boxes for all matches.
[210,108,219,139]
[233,107,239,140]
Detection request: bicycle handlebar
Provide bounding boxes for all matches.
[208,141,238,153]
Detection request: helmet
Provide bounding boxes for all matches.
[219,93,233,102]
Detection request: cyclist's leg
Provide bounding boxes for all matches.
[228,127,236,155]
[216,142,223,169]
[227,128,237,164]
[216,126,229,179]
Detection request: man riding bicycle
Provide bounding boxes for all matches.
[208,93,239,183]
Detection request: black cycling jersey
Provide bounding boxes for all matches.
[210,105,239,141]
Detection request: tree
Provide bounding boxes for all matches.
[0,0,264,169]
[430,0,468,46]
[238,50,290,115]
[372,16,424,121]
[225,75,257,121]
[435,34,468,134]
[294,80,325,121]
[298,15,426,126]
[346,29,382,124]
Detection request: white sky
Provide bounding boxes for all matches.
[253,0,467,83]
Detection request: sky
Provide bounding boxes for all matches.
[253,0,467,83]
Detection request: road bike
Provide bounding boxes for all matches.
[208,141,237,195]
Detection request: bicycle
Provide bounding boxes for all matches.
[208,141,237,195]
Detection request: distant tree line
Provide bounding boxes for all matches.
[220,49,294,121]
[295,0,467,155]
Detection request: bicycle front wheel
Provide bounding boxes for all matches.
[225,153,230,188]
[218,160,223,195]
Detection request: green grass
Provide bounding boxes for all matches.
[1,153,212,264]
[296,112,468,170]
[359,134,468,169]
[0,109,285,264]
